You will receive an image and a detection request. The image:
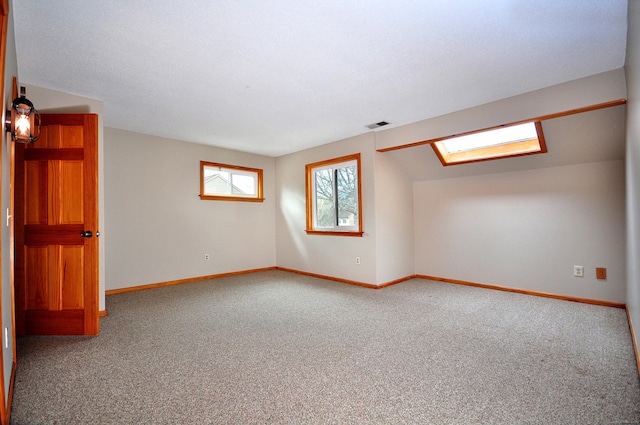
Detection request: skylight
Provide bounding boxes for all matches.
[431,121,546,166]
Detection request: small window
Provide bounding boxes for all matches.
[200,161,264,202]
[431,121,546,166]
[305,153,363,236]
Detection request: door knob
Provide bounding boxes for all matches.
[80,230,93,238]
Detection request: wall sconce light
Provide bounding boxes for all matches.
[5,86,41,144]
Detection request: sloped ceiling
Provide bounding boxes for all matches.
[12,1,628,157]
[384,104,627,181]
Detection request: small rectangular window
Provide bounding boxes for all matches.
[306,153,363,236]
[431,121,547,166]
[200,161,264,202]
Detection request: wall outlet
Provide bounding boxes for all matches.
[204,254,210,261]
[573,265,584,277]
[596,267,607,280]
[355,257,361,265]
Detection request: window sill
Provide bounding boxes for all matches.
[305,230,364,237]
[200,195,265,202]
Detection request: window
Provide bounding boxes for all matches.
[306,153,363,236]
[431,121,546,166]
[200,161,264,202]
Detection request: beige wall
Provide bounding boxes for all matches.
[373,151,414,283]
[275,133,380,284]
[274,132,414,286]
[414,160,626,303]
[104,128,276,290]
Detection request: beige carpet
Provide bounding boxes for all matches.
[11,270,640,424]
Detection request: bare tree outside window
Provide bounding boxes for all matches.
[314,168,335,227]
[314,165,358,228]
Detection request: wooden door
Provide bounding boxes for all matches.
[15,114,99,336]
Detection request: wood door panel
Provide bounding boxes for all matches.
[59,161,84,224]
[25,247,48,310]
[47,161,59,224]
[60,125,84,148]
[25,310,84,335]
[61,246,84,309]
[25,245,84,312]
[24,161,47,225]
[30,123,84,149]
[47,246,60,310]
[31,124,51,149]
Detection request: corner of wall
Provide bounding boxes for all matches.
[373,151,414,284]
[624,0,640,373]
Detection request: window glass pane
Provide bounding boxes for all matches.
[336,165,357,227]
[314,168,335,228]
[441,122,538,153]
[204,169,231,194]
[231,174,256,195]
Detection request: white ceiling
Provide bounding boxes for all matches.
[12,1,628,157]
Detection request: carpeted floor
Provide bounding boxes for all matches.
[10,270,640,424]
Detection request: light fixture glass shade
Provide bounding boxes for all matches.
[15,113,32,139]
[5,87,41,144]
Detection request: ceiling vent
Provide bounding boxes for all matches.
[366,121,389,130]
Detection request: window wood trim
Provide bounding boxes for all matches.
[199,161,264,202]
[305,153,363,236]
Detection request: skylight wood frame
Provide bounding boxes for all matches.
[430,121,547,166]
